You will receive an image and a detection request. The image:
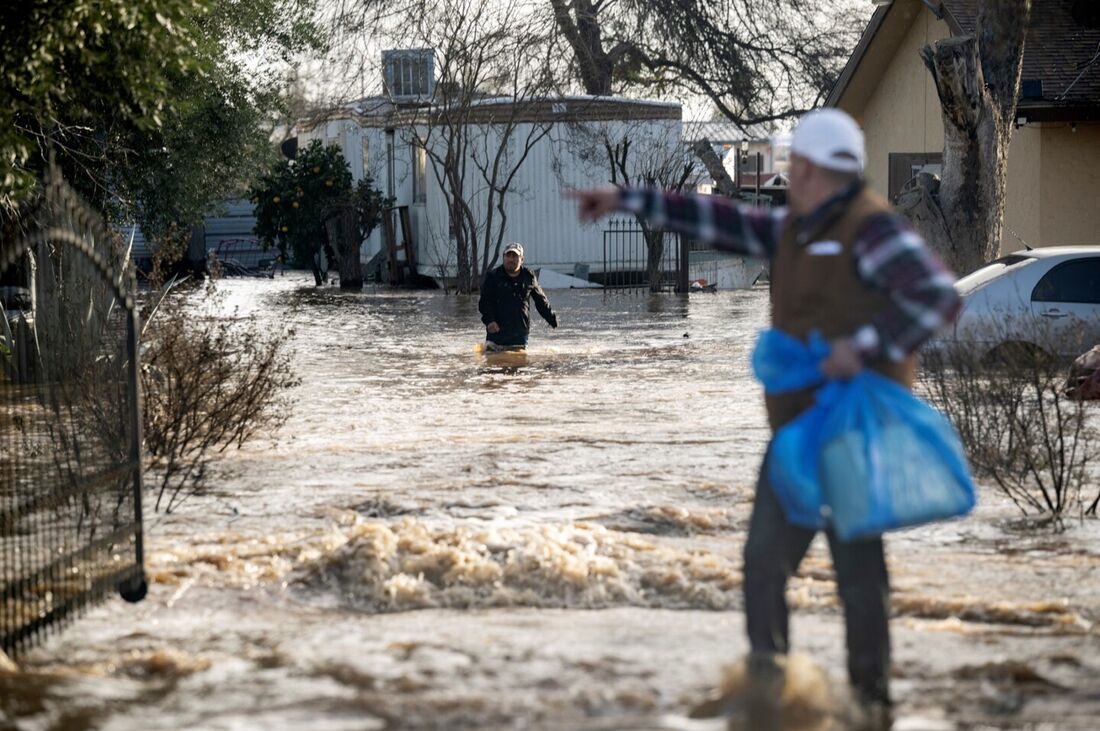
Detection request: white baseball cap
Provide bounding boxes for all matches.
[790,109,865,174]
[504,242,524,257]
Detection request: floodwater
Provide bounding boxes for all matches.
[4,274,1100,730]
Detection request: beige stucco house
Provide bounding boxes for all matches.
[827,0,1100,250]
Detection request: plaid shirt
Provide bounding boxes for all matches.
[619,186,961,362]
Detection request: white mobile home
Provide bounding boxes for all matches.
[296,95,684,285]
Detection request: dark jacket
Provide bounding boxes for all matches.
[478,265,557,346]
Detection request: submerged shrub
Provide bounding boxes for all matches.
[139,239,299,512]
[920,339,1099,530]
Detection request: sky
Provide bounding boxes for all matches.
[289,0,875,128]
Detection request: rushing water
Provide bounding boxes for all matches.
[4,274,1100,730]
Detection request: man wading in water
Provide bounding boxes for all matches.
[568,109,960,730]
[478,242,558,351]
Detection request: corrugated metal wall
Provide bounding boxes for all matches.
[120,199,260,270]
[417,116,683,279]
[203,199,258,252]
[296,101,684,282]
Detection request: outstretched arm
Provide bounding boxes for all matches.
[567,186,785,258]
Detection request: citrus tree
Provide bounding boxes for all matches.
[251,141,352,285]
[324,174,393,289]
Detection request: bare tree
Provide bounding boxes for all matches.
[548,0,863,126]
[318,1,861,127]
[558,118,699,291]
[389,0,559,292]
[898,0,1031,275]
[607,136,698,291]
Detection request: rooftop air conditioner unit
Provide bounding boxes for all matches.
[383,49,435,101]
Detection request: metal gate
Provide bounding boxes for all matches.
[602,218,687,292]
[212,238,276,277]
[1,169,146,658]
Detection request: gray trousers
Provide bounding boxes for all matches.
[742,450,891,704]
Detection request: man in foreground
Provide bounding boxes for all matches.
[568,109,961,727]
[478,242,558,351]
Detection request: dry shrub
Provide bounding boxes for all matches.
[140,235,299,512]
[920,330,1100,529]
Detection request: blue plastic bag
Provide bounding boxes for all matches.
[812,371,975,540]
[766,380,841,530]
[751,328,829,394]
[752,328,830,528]
[753,329,977,540]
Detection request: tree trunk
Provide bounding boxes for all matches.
[452,198,472,293]
[549,0,614,95]
[908,0,1030,276]
[691,139,737,197]
[325,206,363,290]
[643,226,665,293]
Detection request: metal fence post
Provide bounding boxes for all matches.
[677,235,689,293]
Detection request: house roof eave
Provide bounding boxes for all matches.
[938,0,967,35]
[825,4,892,109]
[827,0,965,112]
[1015,103,1100,123]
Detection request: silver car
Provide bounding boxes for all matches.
[937,247,1100,361]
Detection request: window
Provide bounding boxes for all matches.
[1031,258,1100,304]
[361,137,370,179]
[888,152,943,202]
[412,143,427,203]
[383,49,435,100]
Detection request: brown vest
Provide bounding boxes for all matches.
[765,188,917,431]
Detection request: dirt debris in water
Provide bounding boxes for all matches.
[690,653,856,731]
[293,518,743,611]
[144,528,348,587]
[952,659,1066,688]
[27,647,215,681]
[891,594,1085,630]
[593,505,742,535]
[354,495,425,518]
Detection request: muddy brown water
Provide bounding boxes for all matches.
[3,274,1100,730]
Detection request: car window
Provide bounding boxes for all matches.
[1031,258,1100,304]
[956,254,1035,295]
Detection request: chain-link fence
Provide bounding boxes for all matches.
[1,168,146,658]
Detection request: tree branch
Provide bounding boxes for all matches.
[691,139,737,197]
